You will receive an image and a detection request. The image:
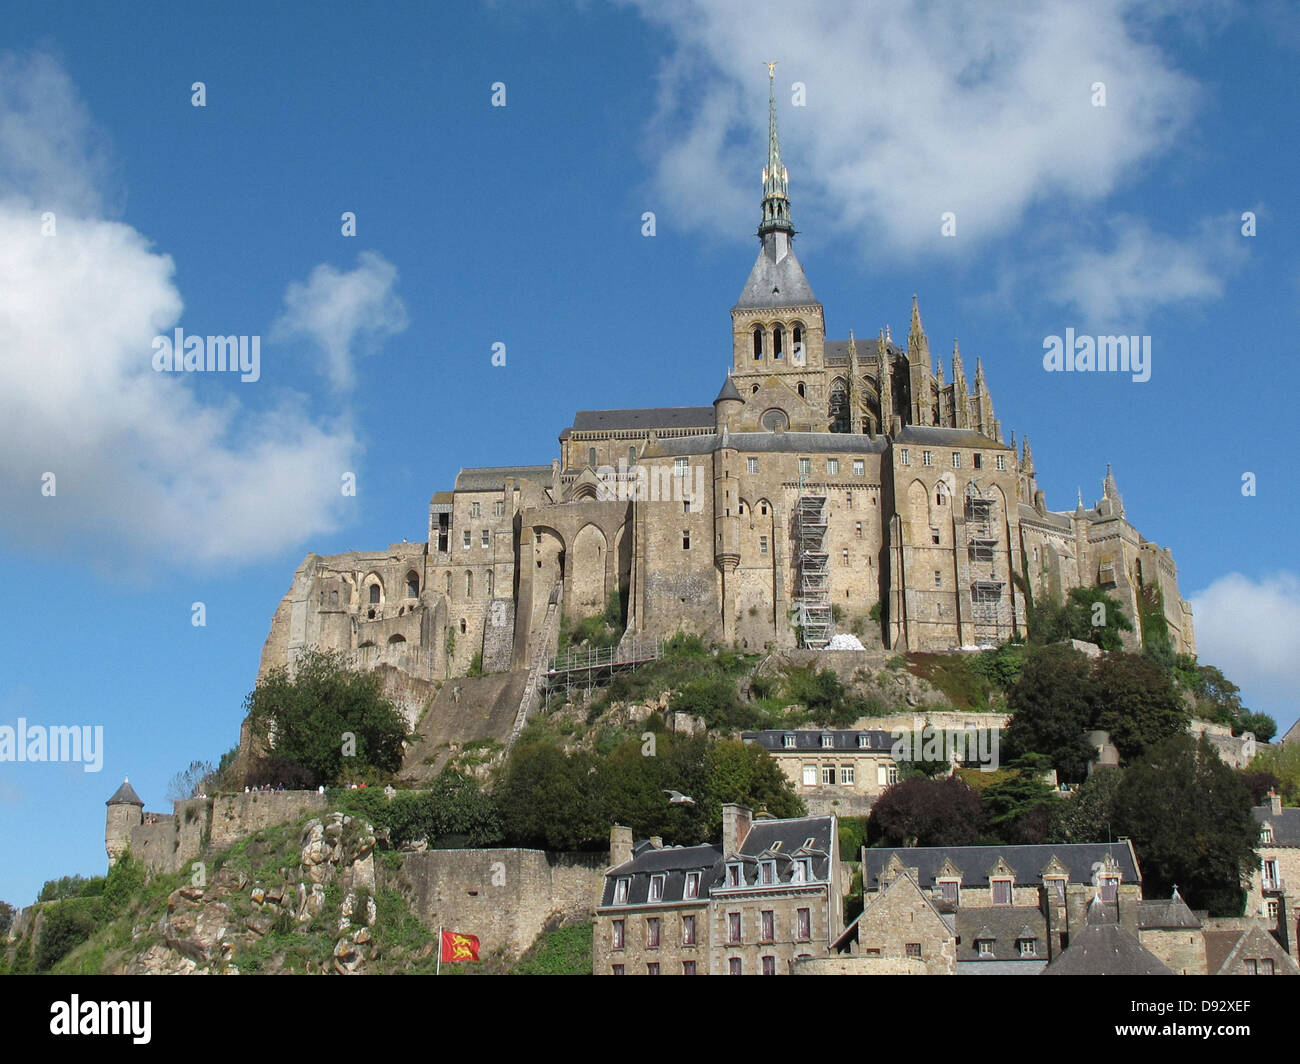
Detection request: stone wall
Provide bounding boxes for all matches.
[793,955,930,975]
[400,848,605,958]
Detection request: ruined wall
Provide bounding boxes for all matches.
[400,848,605,958]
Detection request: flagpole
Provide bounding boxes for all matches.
[436,924,442,976]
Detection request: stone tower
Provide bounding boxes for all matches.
[105,776,144,866]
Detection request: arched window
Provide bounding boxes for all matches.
[752,326,763,359]
[588,447,597,467]
[797,381,806,398]
[406,572,419,598]
[828,379,850,433]
[936,486,947,507]
[773,324,784,359]
[368,583,381,604]
[387,633,406,645]
[792,325,803,356]
[459,618,466,634]
[752,384,760,394]
[465,570,473,596]
[628,446,636,467]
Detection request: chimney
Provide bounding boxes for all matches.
[722,803,753,855]
[649,836,664,850]
[610,824,633,868]
[1270,790,1283,817]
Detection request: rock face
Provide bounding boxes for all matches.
[126,812,378,975]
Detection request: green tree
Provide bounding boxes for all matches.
[866,776,985,847]
[1249,742,1300,805]
[34,898,103,972]
[1004,644,1097,783]
[981,754,1058,844]
[1048,766,1124,843]
[1062,587,1134,651]
[1092,651,1188,763]
[703,739,804,834]
[102,851,145,917]
[0,900,15,938]
[243,649,410,786]
[1237,711,1277,744]
[1112,733,1258,916]
[494,743,608,851]
[166,759,216,801]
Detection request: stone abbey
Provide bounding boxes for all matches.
[258,71,1195,701]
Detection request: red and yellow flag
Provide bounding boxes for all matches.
[440,930,480,963]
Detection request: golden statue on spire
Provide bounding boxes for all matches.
[764,60,778,78]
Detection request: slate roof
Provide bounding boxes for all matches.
[1017,503,1074,531]
[570,407,715,433]
[895,425,1009,450]
[823,339,900,367]
[735,242,818,309]
[744,729,895,753]
[1253,804,1300,846]
[1042,923,1175,976]
[1138,894,1202,930]
[956,906,1047,963]
[642,431,889,459]
[714,377,742,404]
[454,466,552,493]
[106,778,144,806]
[598,843,722,908]
[864,843,1140,890]
[1283,719,1300,745]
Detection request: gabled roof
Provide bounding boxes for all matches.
[734,242,818,310]
[569,407,716,433]
[1042,923,1175,976]
[864,843,1139,889]
[956,906,1046,962]
[1138,894,1202,930]
[1253,804,1300,846]
[454,466,551,493]
[106,778,144,806]
[1204,925,1300,976]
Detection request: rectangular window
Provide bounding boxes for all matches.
[1261,959,1274,975]
[762,955,776,976]
[801,764,817,785]
[783,733,797,748]
[922,450,933,467]
[845,491,852,507]
[952,452,961,468]
[978,941,994,957]
[857,734,869,749]
[614,879,629,904]
[494,500,505,517]
[821,765,835,785]
[682,914,696,944]
[827,458,839,475]
[931,527,940,544]
[992,879,1013,905]
[462,530,471,549]
[855,521,862,538]
[1099,876,1119,902]
[612,920,625,950]
[481,529,490,548]
[674,457,689,478]
[934,570,942,587]
[794,858,812,883]
[821,733,834,748]
[996,454,1007,471]
[840,765,855,785]
[1019,939,1036,957]
[612,964,625,975]
[646,962,660,975]
[888,765,899,784]
[973,453,982,470]
[646,917,660,948]
[747,457,758,474]
[682,960,696,975]
[797,908,811,940]
[684,873,700,900]
[906,943,921,958]
[761,910,774,941]
[648,875,665,903]
[854,459,865,475]
[729,957,742,976]
[728,913,741,944]
[727,864,741,887]
[842,548,849,566]
[1267,900,1280,919]
[760,535,769,555]
[470,502,480,518]
[682,498,690,514]
[899,449,910,466]
[938,880,959,903]
[760,861,776,886]
[798,457,812,475]
[1245,959,1257,975]
[682,531,691,550]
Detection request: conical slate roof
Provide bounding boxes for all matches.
[1042,923,1174,976]
[106,777,144,806]
[713,377,742,404]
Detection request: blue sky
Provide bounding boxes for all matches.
[1,1,1297,907]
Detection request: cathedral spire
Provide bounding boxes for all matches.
[1103,464,1125,517]
[1022,436,1035,475]
[758,61,793,241]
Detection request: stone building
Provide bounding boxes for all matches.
[1246,791,1300,963]
[742,728,898,816]
[256,70,1195,706]
[593,804,842,975]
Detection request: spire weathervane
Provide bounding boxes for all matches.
[758,61,792,241]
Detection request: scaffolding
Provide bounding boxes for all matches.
[965,483,1008,642]
[542,636,665,701]
[793,491,833,648]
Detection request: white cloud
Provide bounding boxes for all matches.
[0,51,359,569]
[272,252,409,391]
[628,0,1205,257]
[1190,572,1300,721]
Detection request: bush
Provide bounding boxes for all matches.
[35,898,103,972]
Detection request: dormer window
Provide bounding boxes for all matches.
[1098,875,1120,902]
[937,878,960,903]
[614,878,630,904]
[857,734,869,749]
[1045,876,1067,904]
[760,860,776,886]
[992,877,1013,905]
[726,863,743,887]
[978,940,994,958]
[820,734,834,749]
[792,858,813,884]
[783,733,796,749]
[1018,939,1037,958]
[1261,824,1274,844]
[684,872,700,900]
[648,874,665,902]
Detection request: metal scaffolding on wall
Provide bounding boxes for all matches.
[794,490,833,648]
[542,636,665,701]
[965,483,1009,642]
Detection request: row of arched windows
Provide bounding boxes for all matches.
[364,571,421,606]
[440,569,494,598]
[751,322,804,361]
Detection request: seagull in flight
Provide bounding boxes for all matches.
[663,790,696,806]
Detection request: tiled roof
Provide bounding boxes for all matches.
[1253,804,1300,847]
[1042,923,1175,976]
[1138,894,1202,930]
[864,842,1140,889]
[744,729,895,753]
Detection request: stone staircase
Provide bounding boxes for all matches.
[506,581,563,750]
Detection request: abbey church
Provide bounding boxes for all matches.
[258,72,1195,699]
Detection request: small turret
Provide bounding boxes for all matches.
[105,776,144,867]
[713,375,743,432]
